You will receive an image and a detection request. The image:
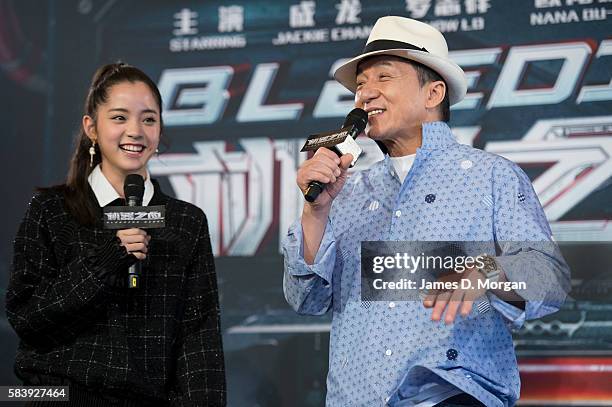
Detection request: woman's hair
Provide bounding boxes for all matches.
[63,62,164,226]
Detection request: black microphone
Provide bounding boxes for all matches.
[124,174,145,289]
[302,108,368,203]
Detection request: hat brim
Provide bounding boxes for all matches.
[333,48,467,106]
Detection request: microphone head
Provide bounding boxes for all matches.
[343,108,368,134]
[124,174,145,203]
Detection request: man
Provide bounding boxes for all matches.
[283,16,570,407]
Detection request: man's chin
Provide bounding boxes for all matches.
[365,130,386,142]
[365,128,376,138]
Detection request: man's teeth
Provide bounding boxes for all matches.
[368,109,384,117]
[120,145,145,152]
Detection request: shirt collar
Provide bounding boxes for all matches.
[381,120,456,158]
[419,121,456,150]
[389,154,416,182]
[87,164,154,207]
[376,121,457,184]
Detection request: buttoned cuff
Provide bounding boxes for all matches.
[283,218,336,285]
[495,252,566,321]
[487,293,526,330]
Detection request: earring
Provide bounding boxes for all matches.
[89,140,96,167]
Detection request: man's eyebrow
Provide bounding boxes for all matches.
[356,60,395,77]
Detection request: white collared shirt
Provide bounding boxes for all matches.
[389,153,416,184]
[87,164,154,207]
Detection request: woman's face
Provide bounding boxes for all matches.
[84,81,161,180]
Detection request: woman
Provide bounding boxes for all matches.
[6,63,226,406]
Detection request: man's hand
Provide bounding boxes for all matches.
[116,228,150,260]
[297,148,353,211]
[423,266,487,324]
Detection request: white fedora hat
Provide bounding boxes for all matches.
[334,16,467,105]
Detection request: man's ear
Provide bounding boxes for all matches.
[425,80,446,110]
[82,115,97,142]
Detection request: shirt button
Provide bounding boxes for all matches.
[385,349,393,356]
[446,348,458,360]
[388,302,396,308]
[395,210,402,217]
[460,159,473,170]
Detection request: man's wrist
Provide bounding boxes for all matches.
[302,201,331,221]
[477,254,501,284]
[479,255,526,307]
[301,203,331,265]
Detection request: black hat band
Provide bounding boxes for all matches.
[363,39,428,54]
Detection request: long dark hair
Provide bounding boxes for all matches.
[63,62,165,226]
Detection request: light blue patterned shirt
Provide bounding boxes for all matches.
[283,122,570,407]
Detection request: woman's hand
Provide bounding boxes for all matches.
[116,228,150,260]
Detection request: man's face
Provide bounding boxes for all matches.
[354,56,428,143]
